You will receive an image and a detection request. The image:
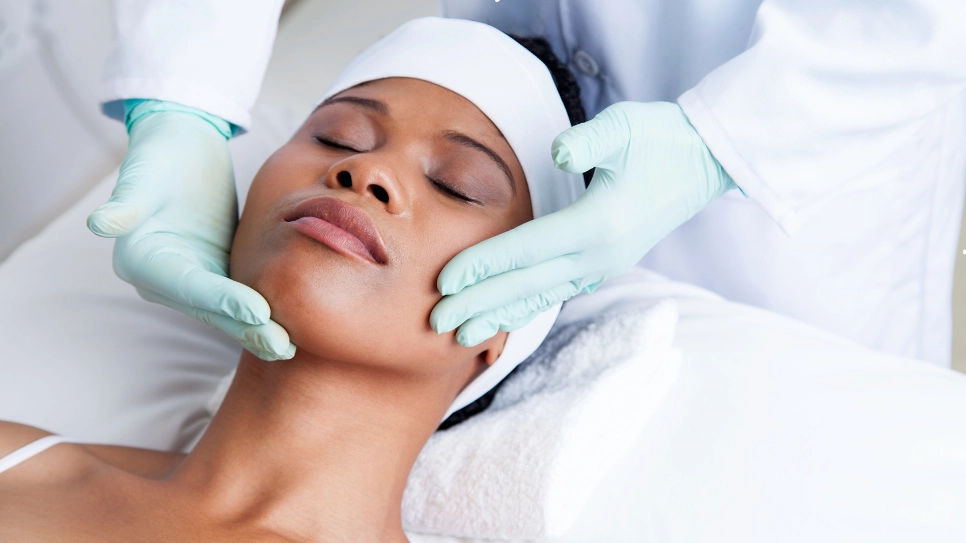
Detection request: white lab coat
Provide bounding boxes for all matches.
[101,0,285,129]
[102,0,966,366]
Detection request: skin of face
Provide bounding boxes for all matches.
[230,77,533,395]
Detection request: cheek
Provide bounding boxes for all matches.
[378,207,513,354]
[231,143,328,284]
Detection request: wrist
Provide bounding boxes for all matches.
[123,99,237,140]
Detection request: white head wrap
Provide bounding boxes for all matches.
[319,17,585,420]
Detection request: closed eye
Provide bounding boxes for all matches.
[313,135,362,153]
[428,176,481,205]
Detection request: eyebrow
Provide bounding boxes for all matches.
[442,130,516,193]
[315,95,389,116]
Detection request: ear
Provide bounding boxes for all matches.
[481,330,510,367]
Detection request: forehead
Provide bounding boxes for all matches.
[327,77,507,141]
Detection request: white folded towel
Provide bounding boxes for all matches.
[402,300,681,540]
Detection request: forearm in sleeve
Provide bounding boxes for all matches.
[678,0,966,233]
[102,0,286,131]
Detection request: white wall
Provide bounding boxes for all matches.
[953,209,966,373]
[0,0,127,261]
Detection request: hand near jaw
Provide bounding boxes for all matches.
[87,100,295,361]
[432,101,736,346]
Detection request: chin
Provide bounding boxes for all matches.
[242,254,399,368]
[232,230,460,374]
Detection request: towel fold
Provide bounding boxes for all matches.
[402,300,681,540]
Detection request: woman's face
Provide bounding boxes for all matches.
[231,78,532,381]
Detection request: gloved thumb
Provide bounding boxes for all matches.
[87,172,161,238]
[551,103,631,174]
[87,201,147,238]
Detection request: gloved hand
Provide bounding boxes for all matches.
[431,101,736,346]
[87,100,294,360]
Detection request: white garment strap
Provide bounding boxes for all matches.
[0,435,86,475]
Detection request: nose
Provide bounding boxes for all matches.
[323,156,408,214]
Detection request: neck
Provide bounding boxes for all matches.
[172,351,458,542]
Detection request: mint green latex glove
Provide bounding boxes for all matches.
[431,101,736,346]
[87,100,295,361]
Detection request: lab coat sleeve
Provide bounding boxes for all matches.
[101,0,286,131]
[677,0,966,234]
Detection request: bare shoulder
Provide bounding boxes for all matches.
[83,443,185,479]
[0,421,97,485]
[0,422,117,542]
[0,420,185,480]
[0,420,54,458]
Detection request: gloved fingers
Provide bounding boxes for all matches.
[499,308,542,333]
[453,282,580,347]
[432,254,590,334]
[550,104,631,174]
[137,288,296,361]
[123,248,272,326]
[436,207,584,296]
[87,170,163,238]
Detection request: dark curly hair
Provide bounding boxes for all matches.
[437,35,590,432]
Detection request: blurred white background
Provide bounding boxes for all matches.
[0,0,963,370]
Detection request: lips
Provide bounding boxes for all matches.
[285,197,388,265]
